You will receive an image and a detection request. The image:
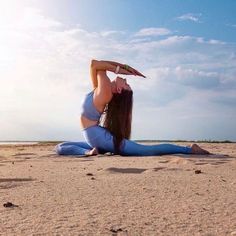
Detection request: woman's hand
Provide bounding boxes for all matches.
[98,60,146,78]
[119,65,146,78]
[125,65,146,78]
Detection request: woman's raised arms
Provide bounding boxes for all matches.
[89,59,146,89]
[100,60,146,78]
[90,59,115,89]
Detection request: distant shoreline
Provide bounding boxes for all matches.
[0,139,235,145]
[134,139,235,143]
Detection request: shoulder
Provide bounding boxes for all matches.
[94,71,112,103]
[93,86,112,106]
[92,87,112,112]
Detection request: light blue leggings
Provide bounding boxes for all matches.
[55,125,192,156]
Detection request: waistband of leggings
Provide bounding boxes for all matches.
[81,124,101,131]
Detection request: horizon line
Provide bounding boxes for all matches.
[0,139,235,143]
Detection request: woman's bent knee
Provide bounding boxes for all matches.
[55,144,63,155]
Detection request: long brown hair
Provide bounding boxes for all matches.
[101,90,133,154]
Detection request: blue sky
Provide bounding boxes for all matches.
[42,0,236,42]
[0,0,236,141]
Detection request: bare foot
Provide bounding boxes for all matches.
[190,144,210,155]
[85,148,98,156]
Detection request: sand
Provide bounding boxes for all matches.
[0,142,236,236]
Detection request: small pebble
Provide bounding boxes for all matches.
[3,202,18,208]
[86,173,93,176]
[110,225,123,233]
[195,170,202,174]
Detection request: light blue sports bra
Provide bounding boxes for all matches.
[81,90,102,121]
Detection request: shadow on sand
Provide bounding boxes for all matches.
[107,167,147,174]
[181,153,235,166]
[0,178,34,183]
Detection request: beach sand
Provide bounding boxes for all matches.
[0,142,236,235]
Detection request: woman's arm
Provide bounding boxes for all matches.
[100,60,146,78]
[100,60,125,68]
[90,59,116,88]
[90,59,138,88]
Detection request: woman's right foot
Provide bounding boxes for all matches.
[86,147,98,156]
[190,144,210,155]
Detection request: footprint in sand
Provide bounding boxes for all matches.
[0,178,35,189]
[153,167,167,171]
[0,178,35,183]
[12,153,36,156]
[195,162,209,165]
[153,167,183,172]
[193,155,233,166]
[169,158,190,164]
[106,167,147,174]
[158,160,169,163]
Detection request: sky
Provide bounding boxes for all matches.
[0,0,236,141]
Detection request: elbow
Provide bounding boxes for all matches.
[90,59,98,68]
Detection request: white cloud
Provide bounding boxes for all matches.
[208,39,225,45]
[0,6,63,30]
[176,13,202,23]
[196,37,225,45]
[128,38,151,44]
[158,35,192,45]
[100,30,126,37]
[145,66,219,88]
[226,23,236,28]
[134,27,172,37]
[174,66,219,89]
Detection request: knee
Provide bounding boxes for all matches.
[55,144,63,155]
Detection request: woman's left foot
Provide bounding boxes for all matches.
[190,144,210,155]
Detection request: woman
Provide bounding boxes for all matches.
[55,59,210,156]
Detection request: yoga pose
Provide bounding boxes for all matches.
[55,59,210,156]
